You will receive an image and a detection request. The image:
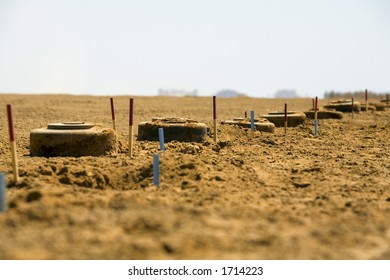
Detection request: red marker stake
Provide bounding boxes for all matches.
[365,89,368,113]
[129,98,134,158]
[284,103,287,136]
[213,96,217,142]
[6,104,19,183]
[110,97,116,131]
[351,97,354,119]
[244,111,247,118]
[314,97,319,137]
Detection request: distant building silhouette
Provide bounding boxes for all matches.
[274,89,298,98]
[158,88,198,97]
[216,89,247,98]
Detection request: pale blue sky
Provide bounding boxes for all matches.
[0,0,389,97]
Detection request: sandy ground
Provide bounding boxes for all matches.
[0,94,389,260]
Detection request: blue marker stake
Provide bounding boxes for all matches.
[0,173,6,212]
[153,154,159,187]
[250,110,255,131]
[314,120,319,137]
[158,128,165,151]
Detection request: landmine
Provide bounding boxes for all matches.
[138,117,207,142]
[221,117,275,133]
[304,109,343,119]
[380,98,390,107]
[262,111,306,127]
[360,104,376,112]
[30,122,116,157]
[370,102,387,111]
[324,99,360,113]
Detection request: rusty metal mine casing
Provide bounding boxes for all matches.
[323,100,361,113]
[30,122,117,157]
[262,111,306,127]
[221,118,275,133]
[138,117,208,142]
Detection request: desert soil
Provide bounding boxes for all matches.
[0,94,389,260]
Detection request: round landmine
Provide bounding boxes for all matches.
[323,99,361,112]
[138,117,207,142]
[380,98,390,107]
[369,103,386,111]
[221,117,275,133]
[262,111,306,127]
[30,122,116,157]
[304,109,343,119]
[360,104,376,112]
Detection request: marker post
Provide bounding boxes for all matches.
[110,98,116,131]
[7,104,19,183]
[153,154,159,187]
[0,173,6,212]
[158,128,165,151]
[365,89,368,113]
[351,98,354,119]
[250,111,255,131]
[129,98,134,157]
[314,97,318,137]
[284,103,288,136]
[213,96,217,142]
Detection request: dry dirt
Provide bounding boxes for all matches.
[0,94,389,260]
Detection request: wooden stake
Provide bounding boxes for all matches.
[158,128,165,151]
[365,89,368,113]
[110,97,116,131]
[0,173,6,212]
[153,154,159,187]
[213,96,217,142]
[351,97,354,118]
[6,104,19,183]
[284,103,287,136]
[250,110,255,131]
[314,97,318,137]
[128,98,134,158]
